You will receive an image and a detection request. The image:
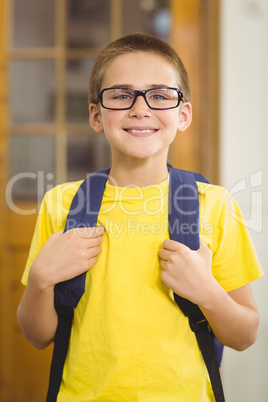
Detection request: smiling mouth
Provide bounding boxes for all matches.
[124,128,158,137]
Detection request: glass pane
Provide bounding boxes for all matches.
[66,59,96,124]
[13,0,55,48]
[122,0,171,42]
[67,0,111,48]
[67,135,111,181]
[8,135,55,202]
[10,60,56,124]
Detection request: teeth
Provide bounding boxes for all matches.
[128,129,155,133]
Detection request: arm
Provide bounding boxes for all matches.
[17,227,104,349]
[201,282,259,351]
[158,239,260,351]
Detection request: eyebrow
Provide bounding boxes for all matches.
[107,84,172,90]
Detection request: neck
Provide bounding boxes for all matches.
[109,157,169,187]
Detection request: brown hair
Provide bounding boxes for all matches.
[88,32,191,104]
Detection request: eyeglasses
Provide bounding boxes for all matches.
[97,87,184,110]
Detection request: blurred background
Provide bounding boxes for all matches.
[0,0,267,401]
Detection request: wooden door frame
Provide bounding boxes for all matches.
[170,0,220,184]
[0,0,9,399]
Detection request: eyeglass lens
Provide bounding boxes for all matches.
[101,88,181,110]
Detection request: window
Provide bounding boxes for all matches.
[8,0,171,201]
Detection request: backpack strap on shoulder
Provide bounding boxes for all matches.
[54,169,110,308]
[168,167,201,249]
[46,169,110,402]
[168,167,225,402]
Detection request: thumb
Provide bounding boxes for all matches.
[53,229,64,237]
[198,238,212,257]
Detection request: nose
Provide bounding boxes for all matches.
[129,93,151,118]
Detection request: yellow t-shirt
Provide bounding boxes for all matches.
[22,177,263,401]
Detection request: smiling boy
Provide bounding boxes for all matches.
[90,51,187,173]
[17,33,263,401]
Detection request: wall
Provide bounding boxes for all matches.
[220,0,268,401]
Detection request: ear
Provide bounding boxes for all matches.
[89,103,104,133]
[177,102,192,132]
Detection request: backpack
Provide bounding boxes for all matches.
[46,167,225,402]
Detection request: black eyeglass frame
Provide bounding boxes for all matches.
[97,87,184,111]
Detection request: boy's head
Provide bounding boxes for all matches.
[88,32,191,105]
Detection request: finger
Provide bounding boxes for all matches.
[159,259,168,271]
[87,256,98,270]
[73,226,105,239]
[158,248,171,261]
[198,238,212,256]
[51,229,64,238]
[199,238,208,249]
[85,226,105,238]
[86,245,102,259]
[86,235,103,248]
[162,239,187,252]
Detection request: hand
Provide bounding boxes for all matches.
[158,238,216,306]
[28,226,105,290]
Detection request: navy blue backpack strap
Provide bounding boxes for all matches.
[54,169,110,308]
[46,169,110,402]
[168,167,224,402]
[168,167,204,249]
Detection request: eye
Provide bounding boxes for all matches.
[148,89,170,101]
[114,93,131,100]
[150,94,166,100]
[112,89,134,101]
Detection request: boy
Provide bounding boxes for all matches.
[17,33,263,401]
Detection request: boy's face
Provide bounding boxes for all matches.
[89,51,192,164]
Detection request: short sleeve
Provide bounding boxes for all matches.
[21,181,82,285]
[199,184,263,292]
[22,192,54,285]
